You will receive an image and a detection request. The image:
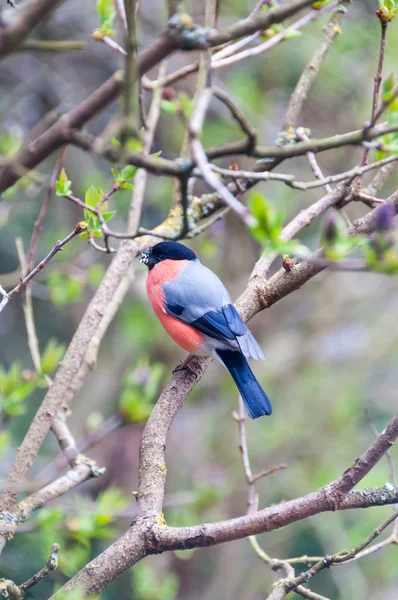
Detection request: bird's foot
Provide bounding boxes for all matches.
[172,356,197,379]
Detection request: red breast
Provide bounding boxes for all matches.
[146,259,204,354]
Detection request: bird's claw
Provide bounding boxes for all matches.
[172,358,197,379]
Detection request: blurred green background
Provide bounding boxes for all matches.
[1,0,398,598]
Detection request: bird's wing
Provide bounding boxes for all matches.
[162,260,264,359]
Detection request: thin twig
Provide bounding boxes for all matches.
[365,407,398,537]
[296,127,350,225]
[88,237,117,253]
[15,238,41,374]
[19,543,60,594]
[128,62,167,233]
[369,86,398,130]
[120,0,137,162]
[27,149,66,272]
[235,399,322,600]
[186,207,229,238]
[279,512,398,599]
[210,154,398,191]
[21,40,86,51]
[114,0,128,36]
[213,87,257,150]
[189,89,255,226]
[37,415,123,486]
[296,127,332,194]
[361,160,398,198]
[359,18,389,186]
[51,416,81,466]
[99,35,127,56]
[213,1,340,71]
[282,2,349,131]
[0,285,9,312]
[0,224,85,314]
[170,0,218,207]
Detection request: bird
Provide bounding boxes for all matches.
[139,241,272,419]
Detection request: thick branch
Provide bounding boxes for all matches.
[54,482,398,596]
[0,33,177,194]
[0,0,66,59]
[154,483,398,551]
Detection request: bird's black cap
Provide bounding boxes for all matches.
[139,241,196,269]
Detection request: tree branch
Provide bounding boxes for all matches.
[0,224,86,314]
[19,543,60,594]
[0,0,66,59]
[359,17,389,184]
[206,0,314,46]
[282,2,349,130]
[52,186,398,595]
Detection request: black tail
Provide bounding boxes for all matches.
[216,349,272,419]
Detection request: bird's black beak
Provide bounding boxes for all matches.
[139,248,152,268]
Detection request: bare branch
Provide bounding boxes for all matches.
[27,150,66,272]
[0,0,66,59]
[206,121,398,162]
[19,543,60,594]
[359,17,389,185]
[207,0,314,46]
[212,1,339,71]
[282,2,349,130]
[189,89,256,226]
[273,511,398,599]
[0,31,178,194]
[128,62,167,233]
[210,154,398,191]
[20,40,87,52]
[0,224,86,314]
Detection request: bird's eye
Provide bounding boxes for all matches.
[158,254,165,261]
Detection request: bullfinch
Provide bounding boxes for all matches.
[139,241,272,419]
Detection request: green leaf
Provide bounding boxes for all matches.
[312,0,333,9]
[378,0,398,20]
[120,165,138,181]
[0,363,38,418]
[47,272,84,307]
[88,214,100,231]
[55,168,72,196]
[179,92,194,117]
[160,99,179,115]
[249,192,284,245]
[102,210,116,222]
[382,73,397,102]
[0,129,23,158]
[126,137,144,153]
[41,339,65,375]
[284,29,303,40]
[119,360,165,423]
[96,0,116,26]
[85,185,102,208]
